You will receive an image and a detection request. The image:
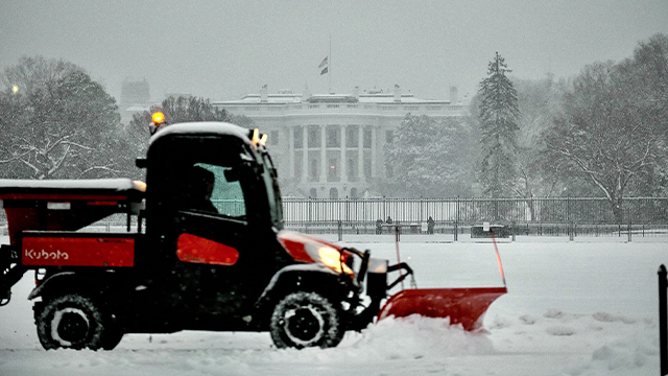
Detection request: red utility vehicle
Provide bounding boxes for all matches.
[0,118,506,350]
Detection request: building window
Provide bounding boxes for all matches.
[326,125,340,148]
[364,153,372,179]
[347,154,358,182]
[308,151,320,182]
[327,157,339,182]
[386,130,394,144]
[270,130,279,145]
[308,125,321,148]
[294,151,302,179]
[309,188,317,198]
[293,126,303,149]
[329,188,338,199]
[363,128,372,148]
[346,125,358,148]
[350,187,358,199]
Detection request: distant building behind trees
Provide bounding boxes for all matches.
[119,78,153,125]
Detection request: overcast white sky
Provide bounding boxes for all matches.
[1,0,667,103]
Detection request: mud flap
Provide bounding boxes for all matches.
[377,287,507,331]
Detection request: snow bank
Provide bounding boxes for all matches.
[0,237,665,375]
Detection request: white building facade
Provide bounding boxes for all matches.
[213,86,467,199]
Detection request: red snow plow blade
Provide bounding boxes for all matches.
[377,287,507,331]
[374,227,508,331]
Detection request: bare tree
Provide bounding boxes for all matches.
[544,53,665,222]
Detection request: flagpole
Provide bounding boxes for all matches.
[329,34,332,94]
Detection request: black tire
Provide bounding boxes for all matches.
[269,291,344,349]
[36,294,105,350]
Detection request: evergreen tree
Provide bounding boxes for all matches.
[477,52,520,198]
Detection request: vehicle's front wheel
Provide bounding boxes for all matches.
[269,291,344,349]
[35,294,105,350]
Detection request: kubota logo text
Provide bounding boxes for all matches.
[24,249,69,260]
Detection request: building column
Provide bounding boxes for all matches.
[358,125,364,182]
[371,126,378,178]
[302,126,308,183]
[341,125,347,187]
[288,126,294,179]
[320,125,327,183]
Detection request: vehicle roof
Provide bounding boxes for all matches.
[149,121,252,147]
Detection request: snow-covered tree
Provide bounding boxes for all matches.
[0,56,124,179]
[513,76,571,197]
[630,33,668,197]
[544,34,668,222]
[383,114,474,198]
[127,96,254,137]
[477,52,520,198]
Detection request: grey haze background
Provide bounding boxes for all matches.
[1,0,667,102]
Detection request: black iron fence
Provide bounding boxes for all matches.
[282,197,668,236]
[1,197,667,238]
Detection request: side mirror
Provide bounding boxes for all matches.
[136,158,148,168]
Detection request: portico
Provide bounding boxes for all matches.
[213,86,466,198]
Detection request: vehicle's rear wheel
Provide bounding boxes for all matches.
[269,291,344,349]
[35,294,105,350]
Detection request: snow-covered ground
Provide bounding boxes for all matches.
[0,234,665,376]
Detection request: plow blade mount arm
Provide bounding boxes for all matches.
[377,287,507,331]
[387,262,413,290]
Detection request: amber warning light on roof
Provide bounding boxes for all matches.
[250,128,267,149]
[152,112,165,125]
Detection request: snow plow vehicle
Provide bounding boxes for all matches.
[0,116,506,350]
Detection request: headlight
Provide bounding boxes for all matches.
[307,244,353,275]
[278,231,353,276]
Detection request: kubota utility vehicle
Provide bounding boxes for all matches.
[0,116,506,350]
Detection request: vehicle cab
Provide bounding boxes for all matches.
[135,121,294,330]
